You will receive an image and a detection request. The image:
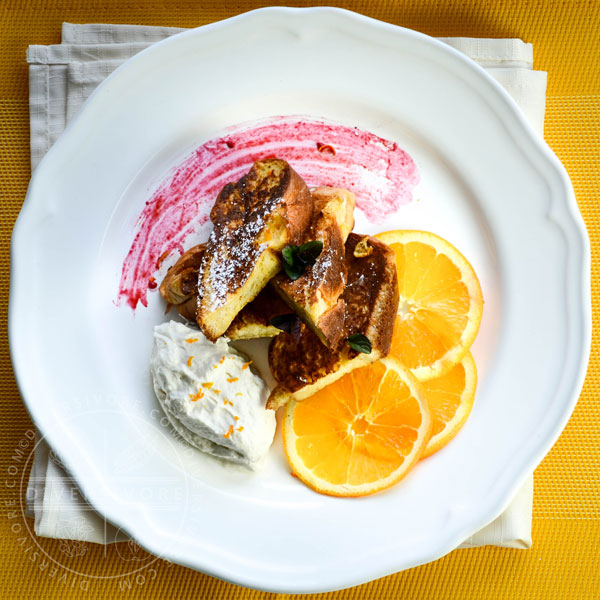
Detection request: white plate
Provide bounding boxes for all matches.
[10,7,590,593]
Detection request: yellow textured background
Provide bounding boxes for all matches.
[1,1,598,598]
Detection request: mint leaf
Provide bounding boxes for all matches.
[282,261,304,281]
[347,333,372,354]
[281,240,323,281]
[282,245,298,267]
[297,241,323,266]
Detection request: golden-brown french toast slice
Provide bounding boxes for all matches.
[223,286,291,340]
[196,159,312,341]
[159,244,291,339]
[267,233,399,409]
[272,187,355,348]
[159,244,206,307]
[311,186,355,240]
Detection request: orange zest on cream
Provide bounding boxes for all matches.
[189,389,204,402]
[151,322,276,469]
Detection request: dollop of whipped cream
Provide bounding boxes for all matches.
[150,321,276,469]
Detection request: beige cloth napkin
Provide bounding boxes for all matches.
[25,22,543,548]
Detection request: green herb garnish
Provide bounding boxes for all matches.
[297,240,324,264]
[269,313,299,333]
[281,240,324,281]
[347,333,372,354]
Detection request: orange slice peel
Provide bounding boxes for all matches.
[375,230,483,381]
[420,351,477,458]
[282,358,431,497]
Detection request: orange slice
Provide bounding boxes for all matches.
[375,230,483,381]
[282,358,431,497]
[420,351,477,458]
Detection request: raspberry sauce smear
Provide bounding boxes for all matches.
[117,116,419,311]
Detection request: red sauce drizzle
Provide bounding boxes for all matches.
[117,116,419,310]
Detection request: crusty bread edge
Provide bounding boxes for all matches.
[226,322,280,340]
[363,240,399,356]
[265,349,383,410]
[197,249,281,341]
[266,239,399,410]
[272,284,328,346]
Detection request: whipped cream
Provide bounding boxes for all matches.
[150,321,276,469]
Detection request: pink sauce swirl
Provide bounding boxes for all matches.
[118,116,419,310]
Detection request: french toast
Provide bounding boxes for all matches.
[196,159,312,341]
[310,186,355,241]
[272,187,355,348]
[223,286,290,340]
[160,244,290,339]
[159,243,205,307]
[266,233,399,409]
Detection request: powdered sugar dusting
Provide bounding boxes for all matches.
[313,250,334,282]
[117,116,419,311]
[205,217,268,310]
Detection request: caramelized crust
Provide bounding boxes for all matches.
[196,159,312,341]
[224,286,291,340]
[269,323,349,393]
[312,187,355,240]
[160,244,291,339]
[267,233,399,409]
[159,243,206,306]
[177,294,199,322]
[273,187,355,347]
[342,234,398,352]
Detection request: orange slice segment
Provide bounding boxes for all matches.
[375,230,483,381]
[282,358,431,497]
[420,351,477,458]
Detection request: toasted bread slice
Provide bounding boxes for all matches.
[159,244,206,306]
[224,286,291,340]
[272,187,355,348]
[176,294,200,323]
[196,159,312,341]
[267,233,399,409]
[160,244,291,339]
[311,187,355,240]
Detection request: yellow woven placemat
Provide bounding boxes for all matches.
[1,1,598,598]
